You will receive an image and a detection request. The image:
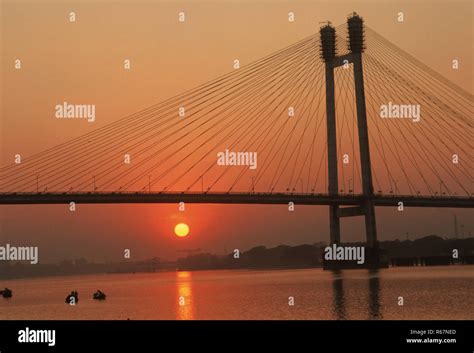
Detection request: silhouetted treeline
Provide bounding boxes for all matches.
[176,235,474,270]
[0,257,174,280]
[1,235,473,279]
[379,235,474,257]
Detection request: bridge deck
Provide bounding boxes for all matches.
[0,192,472,208]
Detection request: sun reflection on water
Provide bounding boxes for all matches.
[176,271,195,320]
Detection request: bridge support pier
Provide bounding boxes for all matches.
[320,14,379,262]
[352,52,377,250]
[329,205,341,244]
[324,50,341,245]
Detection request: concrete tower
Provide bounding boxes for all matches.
[320,13,378,258]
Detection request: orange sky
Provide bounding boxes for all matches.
[1,0,472,262]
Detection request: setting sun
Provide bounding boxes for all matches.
[174,223,190,237]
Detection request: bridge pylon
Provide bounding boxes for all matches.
[320,13,378,255]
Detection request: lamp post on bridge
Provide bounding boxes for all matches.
[439,181,447,196]
[298,178,304,194]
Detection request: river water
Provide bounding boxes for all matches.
[1,266,473,320]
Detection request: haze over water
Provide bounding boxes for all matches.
[1,266,473,320]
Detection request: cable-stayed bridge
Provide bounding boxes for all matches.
[1,14,472,257]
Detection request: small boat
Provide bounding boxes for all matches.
[0,288,12,298]
[65,291,79,304]
[93,290,106,300]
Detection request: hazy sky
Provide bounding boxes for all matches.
[1,0,472,262]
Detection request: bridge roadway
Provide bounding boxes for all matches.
[0,192,472,208]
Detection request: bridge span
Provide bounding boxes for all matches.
[1,192,472,208]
